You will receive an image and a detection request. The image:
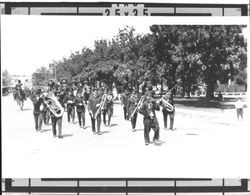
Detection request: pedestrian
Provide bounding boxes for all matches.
[88,89,102,135]
[235,98,244,120]
[139,94,161,145]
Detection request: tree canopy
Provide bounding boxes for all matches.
[32,25,247,102]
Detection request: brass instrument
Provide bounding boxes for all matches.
[130,95,145,120]
[43,92,64,117]
[159,85,179,112]
[94,94,107,119]
[160,98,174,112]
[107,94,113,101]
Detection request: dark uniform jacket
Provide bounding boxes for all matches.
[75,96,86,112]
[107,99,114,112]
[88,95,102,116]
[121,93,129,107]
[139,99,160,119]
[128,96,139,118]
[30,94,43,114]
[63,94,75,109]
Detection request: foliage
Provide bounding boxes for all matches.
[2,69,12,86]
[32,25,247,104]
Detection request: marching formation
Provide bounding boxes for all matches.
[14,79,176,145]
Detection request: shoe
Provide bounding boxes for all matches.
[132,128,135,132]
[83,126,86,129]
[153,140,162,145]
[58,135,63,139]
[108,124,111,127]
[145,142,150,145]
[97,131,101,135]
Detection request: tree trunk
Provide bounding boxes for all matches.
[187,85,191,98]
[205,82,215,106]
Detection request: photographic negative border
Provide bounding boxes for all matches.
[1,1,250,194]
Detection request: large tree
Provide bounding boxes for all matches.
[2,69,12,87]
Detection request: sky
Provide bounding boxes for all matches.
[1,16,152,76]
[1,15,249,76]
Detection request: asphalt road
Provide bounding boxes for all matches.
[2,95,250,178]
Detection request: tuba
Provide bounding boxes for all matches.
[43,92,64,117]
[160,98,174,112]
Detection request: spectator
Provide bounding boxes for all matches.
[235,98,244,120]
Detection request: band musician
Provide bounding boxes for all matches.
[88,89,102,135]
[160,91,175,130]
[75,90,87,128]
[30,89,43,132]
[128,91,139,132]
[139,94,161,145]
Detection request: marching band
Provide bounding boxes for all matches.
[26,79,177,144]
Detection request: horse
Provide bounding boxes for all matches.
[15,90,26,110]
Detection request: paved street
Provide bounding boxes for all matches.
[2,95,250,178]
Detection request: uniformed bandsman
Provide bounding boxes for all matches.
[139,94,161,145]
[120,90,129,120]
[30,89,43,132]
[128,91,139,132]
[160,91,175,130]
[88,89,102,135]
[106,91,114,127]
[63,89,75,123]
[50,87,66,138]
[75,90,87,128]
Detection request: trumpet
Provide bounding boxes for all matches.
[43,92,64,117]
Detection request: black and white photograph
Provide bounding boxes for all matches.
[1,0,250,194]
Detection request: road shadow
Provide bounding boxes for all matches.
[61,134,73,138]
[20,108,32,111]
[83,126,91,129]
[186,133,199,136]
[109,123,118,127]
[40,129,52,133]
[99,131,110,135]
[134,129,144,132]
[163,128,177,131]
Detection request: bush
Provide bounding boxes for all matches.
[216,83,246,92]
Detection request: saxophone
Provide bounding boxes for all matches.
[43,92,64,117]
